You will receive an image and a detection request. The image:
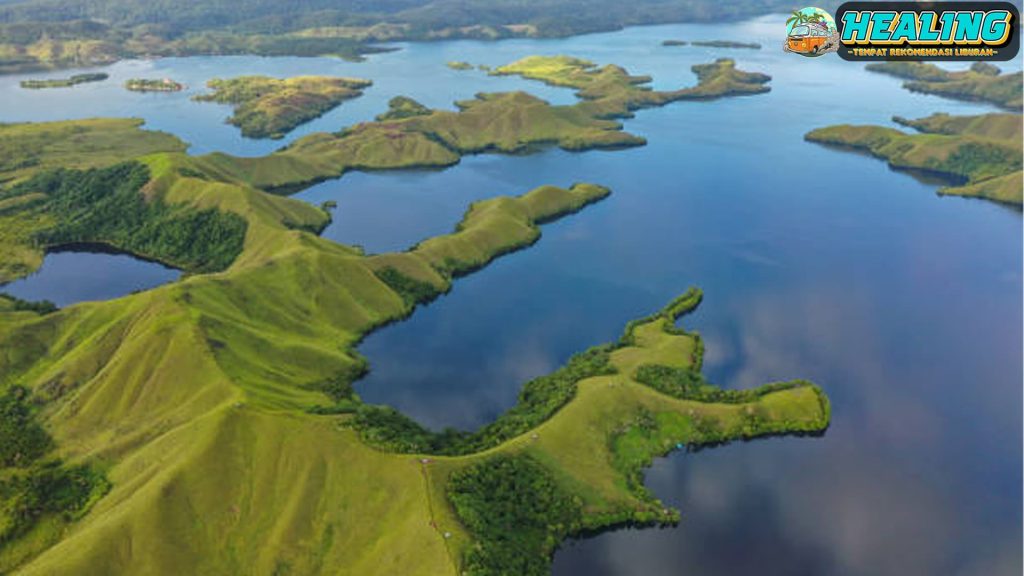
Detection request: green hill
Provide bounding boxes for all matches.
[865,62,1023,110]
[194,75,372,139]
[805,112,1023,205]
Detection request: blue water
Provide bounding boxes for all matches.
[0,246,179,307]
[0,14,1020,575]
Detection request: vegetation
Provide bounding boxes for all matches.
[124,78,183,92]
[18,72,105,88]
[0,294,57,315]
[806,112,1023,205]
[375,95,433,121]
[0,386,51,468]
[194,75,372,139]
[0,386,108,552]
[662,39,687,46]
[447,454,582,576]
[446,60,473,70]
[865,62,1023,110]
[5,161,248,273]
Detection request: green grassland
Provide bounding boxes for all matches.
[805,112,1023,206]
[0,59,812,572]
[865,61,1023,110]
[194,75,373,139]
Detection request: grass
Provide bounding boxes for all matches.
[194,75,372,139]
[865,62,1023,110]
[806,112,1023,205]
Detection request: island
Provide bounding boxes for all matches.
[125,78,185,92]
[19,72,108,89]
[662,39,688,46]
[692,40,761,49]
[446,60,474,70]
[805,112,1023,206]
[0,57,813,576]
[193,75,372,139]
[865,61,1023,110]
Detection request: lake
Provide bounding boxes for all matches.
[0,245,179,307]
[0,14,1020,576]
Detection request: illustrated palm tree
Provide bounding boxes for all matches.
[786,10,809,29]
[806,13,825,24]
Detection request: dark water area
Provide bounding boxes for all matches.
[0,14,1020,576]
[0,245,179,307]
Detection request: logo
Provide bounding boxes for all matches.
[836,2,1020,61]
[785,7,840,57]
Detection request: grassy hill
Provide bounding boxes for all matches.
[805,112,1023,206]
[194,75,373,139]
[865,62,1023,110]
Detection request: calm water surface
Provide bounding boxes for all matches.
[0,14,1019,575]
[0,247,178,306]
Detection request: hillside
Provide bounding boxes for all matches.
[865,61,1023,110]
[805,112,1023,206]
[194,75,373,139]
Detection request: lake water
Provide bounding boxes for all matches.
[0,246,179,307]
[1,14,1020,576]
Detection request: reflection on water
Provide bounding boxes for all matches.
[0,246,179,307]
[0,13,1019,576]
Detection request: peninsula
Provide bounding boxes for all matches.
[193,75,372,139]
[805,112,1023,205]
[865,61,1023,110]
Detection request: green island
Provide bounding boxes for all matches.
[193,75,373,139]
[0,1,820,75]
[446,60,474,70]
[864,61,1023,110]
[18,72,107,89]
[663,40,761,49]
[124,78,184,92]
[0,53,826,574]
[805,112,1023,206]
